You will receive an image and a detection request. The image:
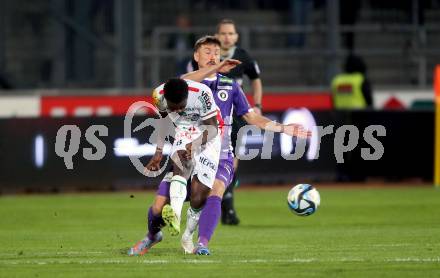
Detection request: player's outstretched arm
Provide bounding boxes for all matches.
[181,59,241,82]
[242,110,311,138]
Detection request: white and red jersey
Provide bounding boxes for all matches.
[152,79,221,187]
[152,79,219,132]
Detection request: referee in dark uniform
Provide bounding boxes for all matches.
[187,19,263,225]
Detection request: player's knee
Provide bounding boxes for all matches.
[171,164,183,176]
[190,195,205,209]
[151,203,163,215]
[209,180,226,198]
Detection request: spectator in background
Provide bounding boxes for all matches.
[331,54,373,109]
[287,0,314,48]
[168,14,196,75]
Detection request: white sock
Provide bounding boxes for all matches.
[183,207,201,237]
[169,175,187,222]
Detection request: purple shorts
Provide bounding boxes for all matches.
[156,157,234,199]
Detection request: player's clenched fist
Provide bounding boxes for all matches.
[144,151,163,173]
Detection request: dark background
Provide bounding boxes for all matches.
[0,109,433,193]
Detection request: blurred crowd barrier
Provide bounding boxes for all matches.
[0,99,433,193]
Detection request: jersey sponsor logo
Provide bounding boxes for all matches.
[199,91,212,111]
[217,90,229,101]
[219,77,233,84]
[199,156,216,171]
[217,85,233,90]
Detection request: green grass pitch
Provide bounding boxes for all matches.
[1,186,440,277]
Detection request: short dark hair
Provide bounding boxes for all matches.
[193,35,221,51]
[163,78,188,104]
[216,18,236,33]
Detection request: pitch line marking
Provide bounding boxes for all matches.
[0,251,104,257]
[1,257,440,265]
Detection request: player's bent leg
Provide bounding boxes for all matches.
[163,175,187,236]
[181,175,210,255]
[183,158,232,255]
[128,194,168,256]
[222,157,240,225]
[181,174,212,254]
[189,175,211,211]
[164,153,192,236]
[150,195,168,234]
[223,116,242,225]
[181,206,201,254]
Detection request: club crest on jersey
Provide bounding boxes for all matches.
[217,90,229,101]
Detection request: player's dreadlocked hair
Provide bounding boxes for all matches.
[193,35,221,51]
[163,78,188,104]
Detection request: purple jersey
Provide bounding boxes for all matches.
[202,73,252,157]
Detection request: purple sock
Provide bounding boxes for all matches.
[198,196,222,246]
[147,207,164,240]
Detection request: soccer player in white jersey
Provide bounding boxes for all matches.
[128,78,221,256]
[129,36,311,256]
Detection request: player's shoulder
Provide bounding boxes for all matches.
[234,47,253,60]
[185,79,213,95]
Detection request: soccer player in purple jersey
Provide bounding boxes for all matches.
[188,19,264,225]
[179,36,310,255]
[128,36,310,256]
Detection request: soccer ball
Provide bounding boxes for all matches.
[287,184,320,216]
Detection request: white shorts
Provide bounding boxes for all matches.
[170,129,221,189]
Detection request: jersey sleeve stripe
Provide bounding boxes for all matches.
[188,87,200,92]
[201,110,217,120]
